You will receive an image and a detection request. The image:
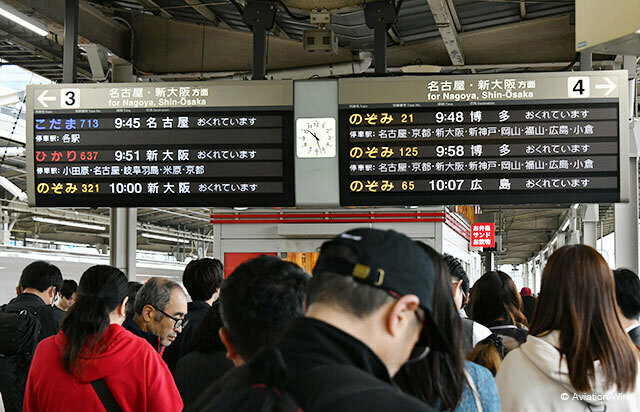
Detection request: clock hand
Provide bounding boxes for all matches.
[306,129,320,142]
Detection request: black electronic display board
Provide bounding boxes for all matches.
[27,82,295,207]
[338,74,627,206]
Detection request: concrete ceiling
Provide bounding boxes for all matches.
[0,0,635,265]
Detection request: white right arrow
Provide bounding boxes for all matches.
[37,90,56,107]
[595,77,616,96]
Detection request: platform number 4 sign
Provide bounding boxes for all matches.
[568,77,590,98]
[60,88,80,108]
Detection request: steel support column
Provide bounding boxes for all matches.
[110,208,137,281]
[582,204,599,248]
[109,64,137,280]
[364,0,398,74]
[63,0,79,83]
[615,56,639,272]
[242,1,277,81]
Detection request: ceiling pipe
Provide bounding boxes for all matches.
[230,51,373,80]
[0,147,26,157]
[0,176,27,202]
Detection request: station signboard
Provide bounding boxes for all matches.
[26,81,295,207]
[338,72,629,206]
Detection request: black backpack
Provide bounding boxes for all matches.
[193,349,389,412]
[0,304,42,412]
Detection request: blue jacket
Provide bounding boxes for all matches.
[452,361,500,412]
[122,316,163,354]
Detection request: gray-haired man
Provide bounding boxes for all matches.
[123,277,188,353]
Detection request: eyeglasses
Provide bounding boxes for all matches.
[408,310,431,362]
[151,305,189,330]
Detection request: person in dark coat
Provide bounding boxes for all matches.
[613,268,640,346]
[36,279,78,340]
[519,287,537,325]
[163,258,224,374]
[0,261,62,412]
[178,256,308,408]
[188,229,448,412]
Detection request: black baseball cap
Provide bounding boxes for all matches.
[313,228,449,352]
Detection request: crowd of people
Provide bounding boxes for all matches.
[1,228,640,412]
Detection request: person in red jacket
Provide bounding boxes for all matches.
[23,265,183,412]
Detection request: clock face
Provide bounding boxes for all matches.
[296,117,336,158]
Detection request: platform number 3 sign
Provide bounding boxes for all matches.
[60,88,80,108]
[568,77,590,98]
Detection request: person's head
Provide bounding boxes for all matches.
[466,334,508,376]
[395,244,465,410]
[308,229,448,377]
[125,281,143,319]
[56,279,78,311]
[530,245,639,393]
[442,254,469,310]
[18,261,63,305]
[219,256,309,365]
[182,258,224,303]
[520,287,532,297]
[133,278,188,347]
[613,268,640,322]
[469,270,527,328]
[60,265,128,377]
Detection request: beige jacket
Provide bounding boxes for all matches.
[495,331,640,412]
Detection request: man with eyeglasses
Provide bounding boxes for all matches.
[123,277,188,354]
[190,229,447,412]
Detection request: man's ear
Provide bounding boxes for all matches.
[141,304,155,322]
[47,286,56,304]
[385,294,420,337]
[219,327,244,367]
[464,291,470,305]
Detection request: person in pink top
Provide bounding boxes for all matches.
[24,265,183,412]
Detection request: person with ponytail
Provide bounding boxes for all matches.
[23,265,183,412]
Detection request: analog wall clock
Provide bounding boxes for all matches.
[296,117,336,158]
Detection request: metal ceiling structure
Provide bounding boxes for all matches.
[0,0,636,265]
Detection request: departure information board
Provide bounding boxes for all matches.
[338,73,629,206]
[27,81,295,207]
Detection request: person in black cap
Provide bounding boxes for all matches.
[188,228,445,412]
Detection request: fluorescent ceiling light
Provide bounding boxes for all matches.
[560,220,570,231]
[550,237,557,245]
[53,240,91,247]
[32,216,106,231]
[0,3,48,36]
[25,237,52,244]
[572,203,580,210]
[141,233,189,244]
[542,247,549,254]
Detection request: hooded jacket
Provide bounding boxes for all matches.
[495,331,640,412]
[23,324,183,412]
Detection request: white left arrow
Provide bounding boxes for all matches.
[37,90,56,107]
[595,77,616,96]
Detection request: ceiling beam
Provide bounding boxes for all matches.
[3,0,130,59]
[138,0,173,19]
[183,0,232,29]
[425,0,464,65]
[388,14,574,67]
[131,13,353,73]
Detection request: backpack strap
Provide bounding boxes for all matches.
[90,378,122,412]
[292,365,390,412]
